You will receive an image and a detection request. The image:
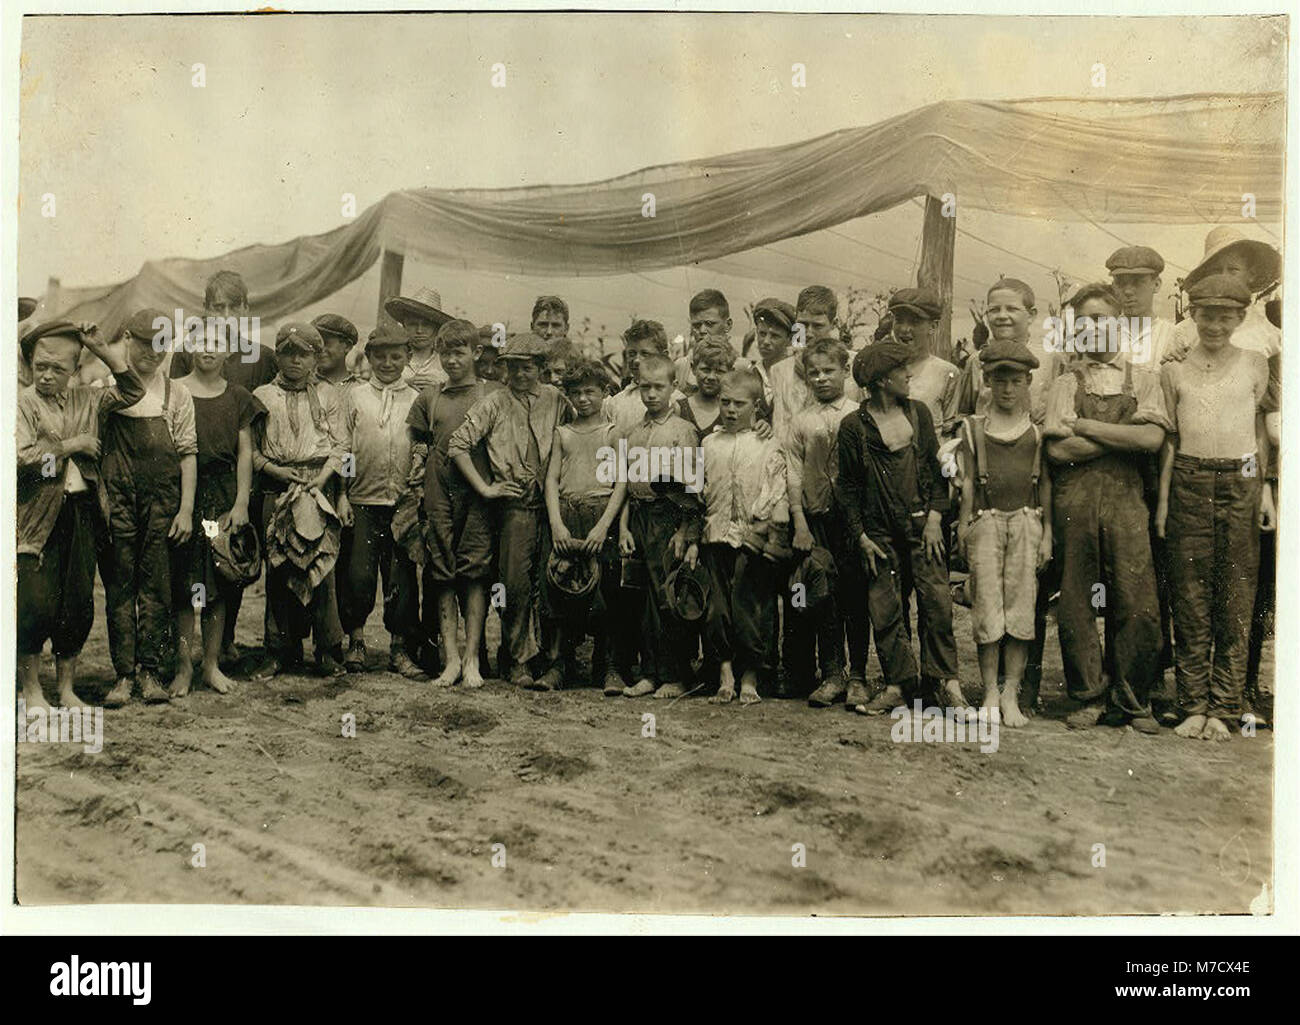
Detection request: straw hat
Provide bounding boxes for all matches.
[1183,227,1280,293]
[384,286,452,328]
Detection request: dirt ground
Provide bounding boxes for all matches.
[16,579,1273,917]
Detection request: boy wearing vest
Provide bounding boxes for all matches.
[18,321,144,710]
[101,309,198,706]
[1157,274,1274,741]
[837,342,963,716]
[1043,284,1170,732]
[955,340,1053,727]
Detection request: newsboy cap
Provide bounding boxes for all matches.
[1186,273,1253,310]
[275,321,324,354]
[753,297,796,331]
[887,287,942,321]
[1106,245,1165,277]
[852,340,913,387]
[312,314,359,347]
[979,338,1040,374]
[498,332,552,361]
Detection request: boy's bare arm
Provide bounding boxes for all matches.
[1155,435,1176,538]
[544,432,568,542]
[232,426,253,528]
[1073,418,1164,454]
[1046,434,1106,464]
[169,454,196,544]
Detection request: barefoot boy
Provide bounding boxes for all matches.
[101,309,198,706]
[1157,274,1273,742]
[407,319,498,688]
[696,369,787,706]
[542,359,629,692]
[18,321,144,710]
[955,339,1053,727]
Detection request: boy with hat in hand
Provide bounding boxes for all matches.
[1157,274,1273,741]
[337,326,426,679]
[385,286,452,393]
[695,369,788,705]
[313,314,361,389]
[1043,283,1170,732]
[955,339,1052,727]
[837,341,963,716]
[251,322,347,678]
[101,309,199,706]
[18,321,145,709]
[448,332,570,689]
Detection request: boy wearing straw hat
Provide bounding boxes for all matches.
[385,286,453,393]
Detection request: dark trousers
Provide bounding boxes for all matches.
[1168,460,1261,719]
[17,494,98,658]
[222,483,269,650]
[1246,485,1276,698]
[338,503,419,654]
[542,496,622,681]
[1053,462,1160,717]
[628,497,693,685]
[866,518,958,694]
[495,501,544,673]
[104,486,178,677]
[784,510,869,687]
[262,493,343,660]
[704,544,776,677]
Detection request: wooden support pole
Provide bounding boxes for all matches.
[917,195,956,363]
[377,249,405,328]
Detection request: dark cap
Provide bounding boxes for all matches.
[20,320,84,365]
[852,340,913,387]
[275,321,324,354]
[312,314,359,348]
[119,307,172,349]
[888,287,942,320]
[18,297,37,321]
[498,332,551,361]
[365,324,410,351]
[1186,273,1252,310]
[752,297,796,331]
[1106,245,1165,277]
[979,338,1040,374]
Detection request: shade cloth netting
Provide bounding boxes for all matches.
[44,93,1285,340]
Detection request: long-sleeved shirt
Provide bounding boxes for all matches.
[701,428,789,547]
[835,398,947,546]
[16,367,144,555]
[784,394,857,516]
[447,383,569,497]
[624,411,701,503]
[340,378,421,505]
[768,354,863,441]
[904,354,960,439]
[602,381,685,439]
[251,379,346,476]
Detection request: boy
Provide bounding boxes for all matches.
[100,309,198,705]
[530,295,570,345]
[836,341,963,716]
[448,332,569,689]
[676,289,738,392]
[1043,283,1169,731]
[476,324,503,383]
[772,287,860,439]
[889,287,959,440]
[694,369,787,705]
[542,358,629,692]
[251,322,347,678]
[785,336,866,706]
[385,286,451,392]
[337,326,426,679]
[313,314,360,388]
[1157,274,1273,741]
[18,321,144,710]
[408,319,498,687]
[618,353,703,699]
[169,270,277,392]
[955,339,1052,728]
[604,319,684,438]
[677,337,734,441]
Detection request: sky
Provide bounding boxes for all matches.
[17,11,1288,342]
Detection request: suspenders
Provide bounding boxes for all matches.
[964,414,1041,509]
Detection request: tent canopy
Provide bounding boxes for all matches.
[46,92,1285,339]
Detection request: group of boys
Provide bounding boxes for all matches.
[16,225,1281,741]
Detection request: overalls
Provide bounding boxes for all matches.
[1052,362,1161,716]
[102,377,181,678]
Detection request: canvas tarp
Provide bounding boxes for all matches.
[43,93,1285,338]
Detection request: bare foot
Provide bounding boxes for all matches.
[999,690,1028,728]
[1174,714,1206,738]
[170,658,194,698]
[201,666,234,695]
[1201,716,1231,742]
[432,660,462,688]
[940,678,967,709]
[57,689,89,710]
[981,688,1000,715]
[738,682,762,705]
[623,679,655,697]
[461,661,485,689]
[652,682,686,700]
[21,687,49,711]
[710,685,736,704]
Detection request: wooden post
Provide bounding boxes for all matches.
[377,249,405,328]
[917,195,955,363]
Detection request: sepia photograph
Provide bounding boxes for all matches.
[5,3,1290,925]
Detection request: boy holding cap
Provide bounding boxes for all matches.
[448,332,570,689]
[313,314,360,389]
[955,339,1053,727]
[837,341,963,716]
[1157,274,1274,742]
[100,308,199,706]
[18,321,144,709]
[251,322,347,678]
[337,326,426,679]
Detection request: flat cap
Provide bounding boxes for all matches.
[365,324,410,350]
[1186,273,1252,309]
[119,308,172,350]
[18,297,38,321]
[888,287,943,321]
[20,320,84,364]
[275,321,324,354]
[312,314,359,347]
[979,338,1040,374]
[498,332,551,361]
[753,297,796,331]
[852,340,913,387]
[1106,245,1165,276]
